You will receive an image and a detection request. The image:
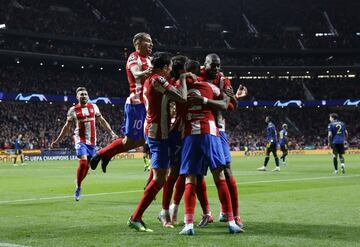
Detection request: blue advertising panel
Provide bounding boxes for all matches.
[1,91,359,107]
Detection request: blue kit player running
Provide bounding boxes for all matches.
[328,113,348,174]
[51,87,118,201]
[258,116,280,172]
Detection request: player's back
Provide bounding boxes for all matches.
[279,129,287,145]
[126,51,151,104]
[329,121,346,144]
[184,81,220,136]
[15,138,22,149]
[266,122,277,143]
[143,73,171,140]
[168,77,187,133]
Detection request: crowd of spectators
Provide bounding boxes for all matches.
[0,0,359,154]
[0,0,359,50]
[0,64,129,97]
[0,101,123,150]
[1,101,359,152]
[2,34,359,66]
[1,63,359,100]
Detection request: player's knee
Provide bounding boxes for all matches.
[212,168,225,182]
[169,165,180,177]
[153,169,167,186]
[185,175,197,185]
[224,167,232,178]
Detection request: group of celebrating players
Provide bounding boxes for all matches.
[51,31,348,235]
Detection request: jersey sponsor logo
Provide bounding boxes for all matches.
[15,93,47,101]
[90,97,112,104]
[343,99,360,106]
[274,100,302,107]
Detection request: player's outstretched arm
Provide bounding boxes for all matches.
[188,92,230,111]
[97,115,118,140]
[51,119,72,148]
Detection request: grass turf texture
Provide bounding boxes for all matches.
[1,155,359,247]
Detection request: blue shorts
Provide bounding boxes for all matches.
[75,143,96,159]
[219,131,232,165]
[122,103,146,141]
[168,131,183,167]
[146,137,170,169]
[180,134,226,176]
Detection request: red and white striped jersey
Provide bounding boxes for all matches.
[67,103,101,145]
[184,81,221,137]
[168,78,187,133]
[199,68,232,132]
[143,73,172,140]
[126,51,152,105]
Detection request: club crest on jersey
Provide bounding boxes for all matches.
[128,54,136,61]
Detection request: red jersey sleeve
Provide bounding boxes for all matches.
[126,52,139,70]
[152,76,172,93]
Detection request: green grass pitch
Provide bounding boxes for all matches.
[1,155,360,247]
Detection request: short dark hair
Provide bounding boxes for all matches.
[205,53,220,64]
[76,87,87,94]
[185,60,201,75]
[171,55,189,79]
[151,52,172,69]
[330,113,338,120]
[132,32,151,46]
[266,116,272,122]
[171,55,188,72]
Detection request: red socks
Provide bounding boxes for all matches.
[173,176,185,205]
[98,138,127,159]
[132,180,162,220]
[196,177,210,215]
[162,176,177,210]
[226,175,240,217]
[76,159,89,188]
[184,183,196,224]
[215,179,234,221]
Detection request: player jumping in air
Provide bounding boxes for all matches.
[51,87,118,201]
[90,33,153,173]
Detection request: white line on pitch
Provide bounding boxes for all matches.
[0,243,31,247]
[1,174,359,205]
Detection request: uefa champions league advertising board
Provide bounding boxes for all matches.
[1,91,360,107]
